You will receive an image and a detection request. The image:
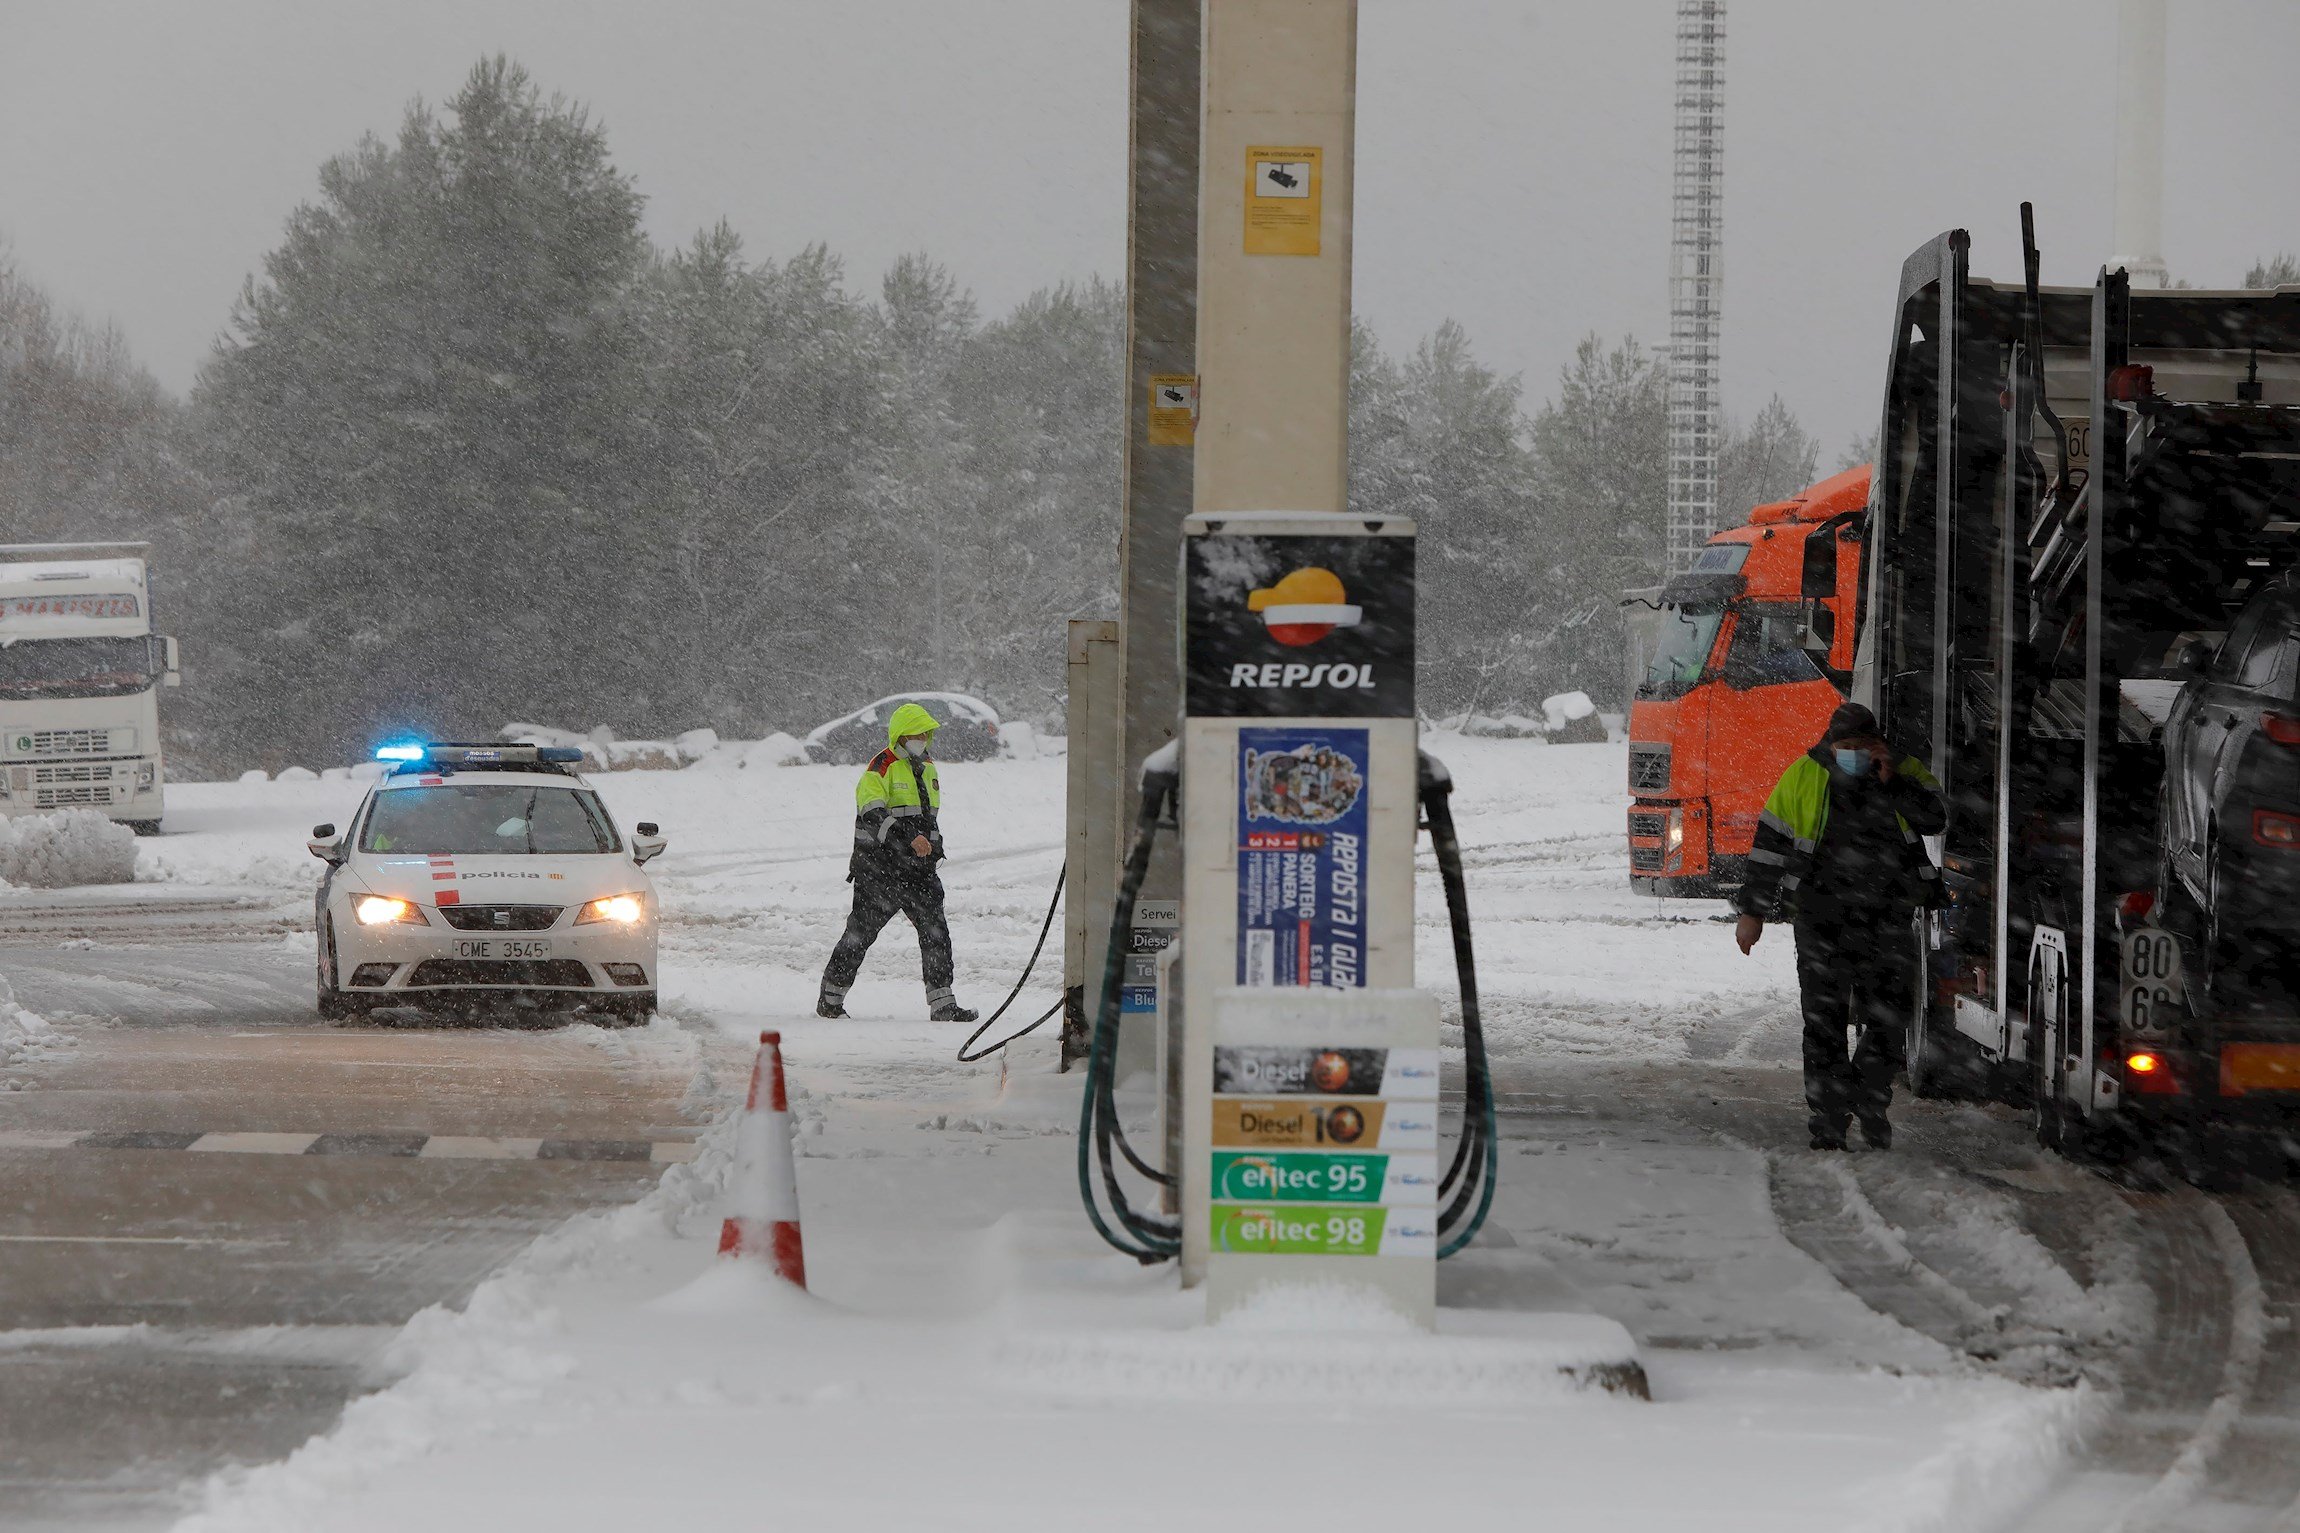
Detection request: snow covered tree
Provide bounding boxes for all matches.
[625,228,884,735]
[196,57,651,763]
[1716,395,1821,523]
[1350,318,1540,717]
[2245,254,2300,289]
[1525,333,1669,705]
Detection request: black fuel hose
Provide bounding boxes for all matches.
[1075,747,1496,1263]
[1076,750,1182,1262]
[1422,751,1498,1257]
[955,864,1066,1062]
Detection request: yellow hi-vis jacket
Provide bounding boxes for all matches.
[851,702,944,878]
[1732,748,1946,920]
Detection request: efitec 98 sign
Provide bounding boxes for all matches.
[1184,534,1414,718]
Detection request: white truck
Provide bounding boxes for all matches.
[0,543,181,832]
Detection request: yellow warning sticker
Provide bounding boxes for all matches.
[1147,374,1197,446]
[1244,145,1321,257]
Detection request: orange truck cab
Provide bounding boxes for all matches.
[1627,465,1871,897]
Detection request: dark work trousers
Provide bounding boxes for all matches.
[823,869,955,998]
[1792,910,1912,1139]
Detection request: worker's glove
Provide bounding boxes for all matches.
[910,834,934,857]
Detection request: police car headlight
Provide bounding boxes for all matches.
[577,893,645,925]
[355,896,427,926]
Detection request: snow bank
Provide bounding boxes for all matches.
[501,724,811,771]
[0,808,137,887]
[1542,690,1607,743]
[736,732,806,769]
[0,971,70,1070]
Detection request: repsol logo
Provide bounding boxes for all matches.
[1227,662,1378,690]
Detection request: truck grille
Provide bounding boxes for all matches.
[1628,810,1667,840]
[1628,744,1671,793]
[34,763,107,785]
[437,905,563,932]
[35,786,113,808]
[1630,846,1664,872]
[404,959,592,988]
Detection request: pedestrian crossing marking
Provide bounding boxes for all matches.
[0,1127,697,1162]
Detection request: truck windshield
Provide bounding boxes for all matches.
[361,784,621,855]
[1641,606,1725,699]
[0,636,156,698]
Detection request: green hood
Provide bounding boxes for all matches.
[886,701,941,749]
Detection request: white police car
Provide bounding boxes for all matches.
[307,742,665,1021]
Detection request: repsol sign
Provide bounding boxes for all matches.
[1184,533,1415,718]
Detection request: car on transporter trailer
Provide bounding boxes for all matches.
[306,742,668,1022]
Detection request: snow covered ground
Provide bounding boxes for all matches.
[58,738,2086,1531]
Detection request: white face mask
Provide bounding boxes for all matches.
[902,739,930,759]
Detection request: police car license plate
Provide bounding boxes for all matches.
[453,939,552,960]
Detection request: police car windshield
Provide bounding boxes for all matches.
[360,784,621,855]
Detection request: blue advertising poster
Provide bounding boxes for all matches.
[1236,726,1370,988]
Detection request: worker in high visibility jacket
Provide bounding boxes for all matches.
[817,702,978,1022]
[1733,702,1946,1151]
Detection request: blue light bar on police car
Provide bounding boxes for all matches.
[374,743,426,762]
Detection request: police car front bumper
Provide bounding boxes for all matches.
[335,910,655,999]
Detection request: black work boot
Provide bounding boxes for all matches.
[815,983,849,1020]
[1857,1115,1892,1151]
[1809,1121,1848,1152]
[931,1001,979,1024]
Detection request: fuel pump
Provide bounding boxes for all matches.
[1076,511,1496,1323]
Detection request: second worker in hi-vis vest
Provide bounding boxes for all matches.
[816,703,978,1023]
[1732,702,1946,1151]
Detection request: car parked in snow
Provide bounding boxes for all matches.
[306,742,666,1021]
[802,693,1002,765]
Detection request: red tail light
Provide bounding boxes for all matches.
[2118,890,2156,921]
[2124,1050,2185,1094]
[2254,809,2300,849]
[2262,712,2300,746]
[2107,364,2156,402]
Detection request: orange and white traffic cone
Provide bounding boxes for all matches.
[717,1030,807,1289]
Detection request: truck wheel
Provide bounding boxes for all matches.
[127,820,161,836]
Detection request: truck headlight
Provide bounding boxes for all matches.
[1666,808,1685,851]
[136,761,157,788]
[577,893,646,925]
[355,896,428,926]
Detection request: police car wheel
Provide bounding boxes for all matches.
[316,921,361,1020]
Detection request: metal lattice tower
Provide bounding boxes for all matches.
[1665,0,1725,574]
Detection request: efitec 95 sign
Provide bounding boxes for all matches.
[1185,534,1415,718]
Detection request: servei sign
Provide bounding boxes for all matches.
[1184,534,1414,718]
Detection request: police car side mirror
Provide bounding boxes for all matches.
[2173,638,2213,677]
[632,823,666,864]
[307,824,347,864]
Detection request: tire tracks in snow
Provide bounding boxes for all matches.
[2099,1196,2269,1532]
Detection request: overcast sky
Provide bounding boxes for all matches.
[3,0,2296,454]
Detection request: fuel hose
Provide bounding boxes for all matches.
[1420,750,1498,1257]
[1076,746,1183,1263]
[1074,746,1496,1263]
[954,864,1067,1063]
